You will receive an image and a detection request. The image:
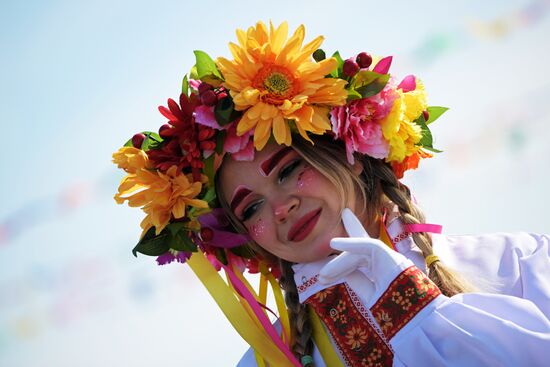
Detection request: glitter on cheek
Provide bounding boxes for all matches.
[250,218,267,241]
[296,166,316,192]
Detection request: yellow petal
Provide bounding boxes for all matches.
[254,119,272,150]
[272,115,289,145]
[269,21,288,54]
[237,111,259,135]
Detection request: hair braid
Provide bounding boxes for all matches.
[279,260,315,366]
[371,161,476,295]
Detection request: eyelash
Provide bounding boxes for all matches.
[240,159,303,221]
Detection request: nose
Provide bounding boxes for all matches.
[273,196,300,223]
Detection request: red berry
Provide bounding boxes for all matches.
[343,59,360,77]
[158,123,172,138]
[422,110,430,122]
[198,82,213,95]
[131,133,146,148]
[200,227,214,242]
[356,52,373,69]
[200,90,218,106]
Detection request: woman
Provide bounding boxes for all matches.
[113,21,550,366]
[219,137,550,366]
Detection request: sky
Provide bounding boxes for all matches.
[1,0,549,366]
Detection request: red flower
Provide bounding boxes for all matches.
[149,94,217,180]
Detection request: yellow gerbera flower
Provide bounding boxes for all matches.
[217,21,348,149]
[114,166,208,235]
[381,80,427,162]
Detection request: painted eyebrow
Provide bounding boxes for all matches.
[260,147,293,177]
[230,186,252,212]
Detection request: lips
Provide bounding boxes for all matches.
[287,208,322,242]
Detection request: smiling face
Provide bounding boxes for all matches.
[219,142,368,263]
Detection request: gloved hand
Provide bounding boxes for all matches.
[319,208,412,292]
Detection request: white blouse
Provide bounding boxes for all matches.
[238,220,550,366]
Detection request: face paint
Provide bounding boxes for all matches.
[250,218,267,241]
[230,185,252,212]
[296,166,316,192]
[260,147,293,177]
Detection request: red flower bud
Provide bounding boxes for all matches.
[217,91,228,100]
[200,90,218,106]
[131,133,146,148]
[422,110,430,122]
[198,82,213,95]
[158,124,172,138]
[343,59,360,77]
[356,52,373,69]
[200,227,214,242]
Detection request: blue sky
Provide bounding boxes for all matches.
[1,0,549,366]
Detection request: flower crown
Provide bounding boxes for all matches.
[112,21,447,269]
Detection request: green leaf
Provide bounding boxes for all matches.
[132,231,170,257]
[330,51,344,78]
[202,186,217,205]
[425,106,449,125]
[214,97,241,126]
[123,132,163,149]
[352,71,390,98]
[193,50,223,80]
[181,74,189,96]
[203,154,216,183]
[346,88,362,102]
[414,115,442,152]
[141,132,163,151]
[215,130,226,155]
[422,146,443,153]
[167,222,186,237]
[190,65,199,80]
[169,231,197,252]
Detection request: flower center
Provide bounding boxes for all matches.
[252,64,297,105]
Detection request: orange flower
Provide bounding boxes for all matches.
[345,326,367,349]
[391,149,432,179]
[112,147,152,174]
[217,21,347,150]
[114,166,208,235]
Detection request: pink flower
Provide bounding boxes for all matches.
[224,123,255,161]
[330,84,397,164]
[194,107,255,161]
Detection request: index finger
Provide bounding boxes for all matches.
[342,208,370,238]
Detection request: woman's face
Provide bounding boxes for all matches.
[219,143,362,263]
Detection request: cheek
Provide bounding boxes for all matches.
[249,217,268,242]
[296,166,317,192]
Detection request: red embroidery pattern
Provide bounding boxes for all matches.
[297,274,319,294]
[371,266,441,339]
[307,266,441,366]
[391,231,411,246]
[306,283,393,367]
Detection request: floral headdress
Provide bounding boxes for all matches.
[112,21,447,365]
[113,21,446,269]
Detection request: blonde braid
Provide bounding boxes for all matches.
[279,260,315,366]
[372,162,476,295]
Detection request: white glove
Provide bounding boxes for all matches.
[319,208,411,292]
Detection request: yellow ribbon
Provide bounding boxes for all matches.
[309,307,345,367]
[186,251,296,367]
